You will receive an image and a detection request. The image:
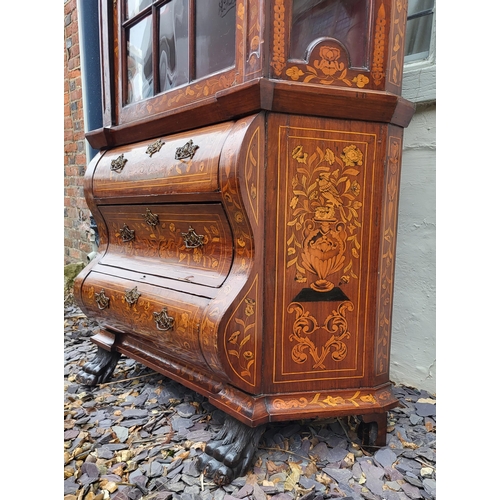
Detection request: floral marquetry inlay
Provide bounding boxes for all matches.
[285,45,370,89]
[225,276,259,386]
[371,4,387,86]
[273,390,376,411]
[389,0,408,87]
[287,144,363,291]
[376,135,402,376]
[270,0,286,76]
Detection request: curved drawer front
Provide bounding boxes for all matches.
[92,121,234,199]
[80,272,211,368]
[99,204,233,288]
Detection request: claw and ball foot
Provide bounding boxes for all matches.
[196,414,266,486]
[76,346,121,386]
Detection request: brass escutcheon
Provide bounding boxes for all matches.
[119,223,135,242]
[142,208,159,228]
[153,307,174,331]
[182,226,205,249]
[124,286,141,306]
[95,289,110,310]
[110,153,127,173]
[175,139,199,160]
[145,139,165,157]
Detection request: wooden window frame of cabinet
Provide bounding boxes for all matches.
[103,0,246,129]
[90,0,414,152]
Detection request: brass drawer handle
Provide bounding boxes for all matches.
[142,208,159,228]
[146,139,165,157]
[182,226,205,249]
[124,286,141,306]
[153,307,174,331]
[95,289,110,310]
[119,223,135,242]
[175,139,199,160]
[110,153,127,173]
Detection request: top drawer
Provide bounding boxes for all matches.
[92,121,234,200]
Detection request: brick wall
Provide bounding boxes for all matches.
[64,0,93,264]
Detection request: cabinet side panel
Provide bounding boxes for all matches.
[264,114,386,392]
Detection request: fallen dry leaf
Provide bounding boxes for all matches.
[266,460,286,474]
[116,450,134,462]
[343,452,355,467]
[64,419,76,430]
[397,431,419,450]
[284,461,302,491]
[304,461,318,478]
[104,482,118,493]
[175,450,191,461]
[316,472,333,486]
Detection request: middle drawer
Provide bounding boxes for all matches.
[99,204,233,288]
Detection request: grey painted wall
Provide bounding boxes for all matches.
[390,102,436,394]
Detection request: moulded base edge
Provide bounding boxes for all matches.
[101,334,399,428]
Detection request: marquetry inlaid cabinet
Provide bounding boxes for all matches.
[74,0,415,484]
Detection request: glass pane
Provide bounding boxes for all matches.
[125,0,153,19]
[195,0,236,80]
[291,0,369,68]
[404,14,433,60]
[159,0,189,92]
[126,16,153,104]
[404,0,434,62]
[407,0,434,17]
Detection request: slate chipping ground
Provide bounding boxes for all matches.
[64,301,436,500]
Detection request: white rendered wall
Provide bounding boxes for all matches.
[390,102,436,395]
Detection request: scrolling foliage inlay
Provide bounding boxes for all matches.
[226,292,257,385]
[376,136,401,375]
[278,135,369,376]
[287,144,363,291]
[389,0,408,87]
[273,390,376,411]
[285,44,370,89]
[288,301,354,369]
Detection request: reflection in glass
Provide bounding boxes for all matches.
[291,0,369,68]
[125,0,153,19]
[404,0,434,62]
[127,16,153,104]
[159,0,189,92]
[195,0,236,79]
[407,0,434,17]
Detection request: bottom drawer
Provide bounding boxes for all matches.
[79,272,211,368]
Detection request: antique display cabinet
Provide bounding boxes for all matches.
[75,0,415,485]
